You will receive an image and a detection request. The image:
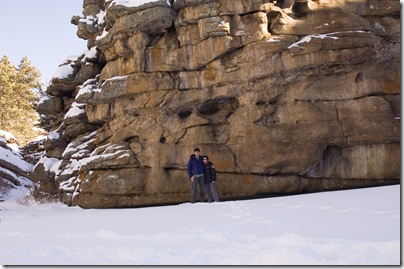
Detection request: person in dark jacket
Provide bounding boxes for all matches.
[202,155,220,202]
[187,148,205,203]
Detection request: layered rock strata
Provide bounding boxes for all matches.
[34,0,400,208]
[0,132,34,198]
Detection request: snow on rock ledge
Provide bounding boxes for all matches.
[0,131,34,199]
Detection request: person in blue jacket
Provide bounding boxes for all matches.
[187,147,205,203]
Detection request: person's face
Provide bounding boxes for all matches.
[195,151,200,158]
[203,157,208,163]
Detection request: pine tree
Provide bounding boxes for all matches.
[0,56,16,131]
[0,55,44,145]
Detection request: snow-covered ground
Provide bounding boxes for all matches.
[0,184,400,265]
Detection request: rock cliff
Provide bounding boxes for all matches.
[34,0,400,208]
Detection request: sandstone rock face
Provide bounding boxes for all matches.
[35,0,400,208]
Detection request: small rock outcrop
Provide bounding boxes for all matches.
[34,0,400,208]
[0,131,34,199]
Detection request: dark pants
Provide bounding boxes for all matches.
[191,174,205,203]
[205,182,220,202]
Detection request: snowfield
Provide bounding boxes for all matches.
[0,184,400,265]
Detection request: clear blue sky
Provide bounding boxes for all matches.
[0,0,87,86]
